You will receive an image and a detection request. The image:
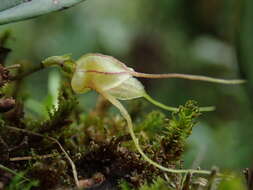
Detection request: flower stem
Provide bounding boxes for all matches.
[97,89,212,175]
[143,93,215,112]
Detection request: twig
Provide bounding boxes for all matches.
[9,63,44,81]
[8,136,28,152]
[2,125,80,188]
[5,64,21,70]
[9,153,59,161]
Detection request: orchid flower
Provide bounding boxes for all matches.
[43,53,244,175]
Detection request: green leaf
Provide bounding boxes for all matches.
[0,0,26,12]
[0,0,86,25]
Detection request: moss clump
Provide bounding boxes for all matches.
[0,86,205,190]
[161,100,200,162]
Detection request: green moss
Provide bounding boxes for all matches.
[137,111,166,134]
[161,100,201,162]
[119,177,172,190]
[27,84,78,134]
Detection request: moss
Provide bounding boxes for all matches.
[0,82,230,189]
[27,85,78,134]
[161,100,200,162]
[119,177,171,190]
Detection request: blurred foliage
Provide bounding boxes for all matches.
[6,172,38,190]
[218,174,247,190]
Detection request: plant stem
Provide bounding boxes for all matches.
[9,153,59,161]
[0,164,30,182]
[10,63,44,81]
[144,93,215,112]
[97,89,212,175]
[144,93,178,112]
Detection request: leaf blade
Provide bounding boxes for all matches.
[0,0,86,25]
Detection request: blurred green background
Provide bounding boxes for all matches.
[1,0,253,172]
